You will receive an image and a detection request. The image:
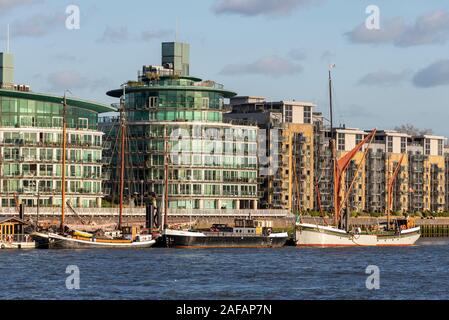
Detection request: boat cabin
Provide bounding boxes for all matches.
[233,219,273,236]
[396,218,416,230]
[379,217,416,232]
[0,217,27,240]
[210,224,233,232]
[122,226,141,241]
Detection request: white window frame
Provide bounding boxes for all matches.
[149,97,158,108]
[52,117,63,128]
[78,118,89,130]
[202,97,209,109]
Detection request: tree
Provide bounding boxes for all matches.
[394,124,433,136]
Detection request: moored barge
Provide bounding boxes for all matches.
[159,218,288,248]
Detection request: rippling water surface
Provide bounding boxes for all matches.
[1,238,448,300]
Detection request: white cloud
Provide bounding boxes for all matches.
[345,17,406,45]
[320,50,335,62]
[358,70,411,86]
[97,26,129,43]
[220,56,303,77]
[212,0,323,17]
[397,11,449,47]
[288,48,307,61]
[345,10,449,47]
[0,0,41,14]
[97,26,173,43]
[413,60,449,88]
[46,70,113,93]
[141,29,173,41]
[47,71,88,92]
[0,12,64,39]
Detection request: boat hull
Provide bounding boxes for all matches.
[33,233,155,249]
[296,223,420,247]
[0,241,36,249]
[296,224,377,247]
[376,227,421,246]
[159,229,288,248]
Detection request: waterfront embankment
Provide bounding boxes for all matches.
[3,206,449,237]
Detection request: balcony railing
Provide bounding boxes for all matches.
[0,234,34,243]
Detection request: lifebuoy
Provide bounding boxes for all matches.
[1,243,6,249]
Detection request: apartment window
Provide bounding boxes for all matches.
[193,184,202,195]
[52,117,63,128]
[387,137,393,153]
[438,140,443,156]
[20,116,34,127]
[356,134,363,145]
[338,133,345,151]
[78,118,88,130]
[148,97,158,108]
[304,106,311,124]
[284,105,293,123]
[401,137,407,154]
[202,98,209,109]
[425,139,431,155]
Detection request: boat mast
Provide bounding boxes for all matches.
[329,65,335,132]
[386,154,405,229]
[292,148,301,220]
[328,64,339,227]
[118,85,126,229]
[163,125,169,230]
[60,92,68,233]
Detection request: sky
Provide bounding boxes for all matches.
[1,0,449,135]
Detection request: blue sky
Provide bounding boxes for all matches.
[1,0,449,135]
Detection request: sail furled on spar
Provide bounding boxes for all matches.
[333,129,377,225]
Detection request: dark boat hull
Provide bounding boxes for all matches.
[158,233,288,248]
[31,232,155,249]
[47,238,155,249]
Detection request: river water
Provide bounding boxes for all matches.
[1,238,448,300]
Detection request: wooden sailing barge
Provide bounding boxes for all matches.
[295,66,420,247]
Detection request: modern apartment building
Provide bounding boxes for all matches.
[101,42,259,210]
[0,52,114,208]
[311,115,448,214]
[225,96,316,213]
[365,130,410,213]
[408,135,446,213]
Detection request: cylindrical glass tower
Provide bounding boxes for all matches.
[104,69,259,210]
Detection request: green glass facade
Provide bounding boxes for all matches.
[103,72,259,210]
[0,89,114,208]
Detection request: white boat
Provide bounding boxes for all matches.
[296,222,420,247]
[1,235,36,249]
[295,68,420,248]
[376,226,421,246]
[296,223,377,247]
[0,217,36,249]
